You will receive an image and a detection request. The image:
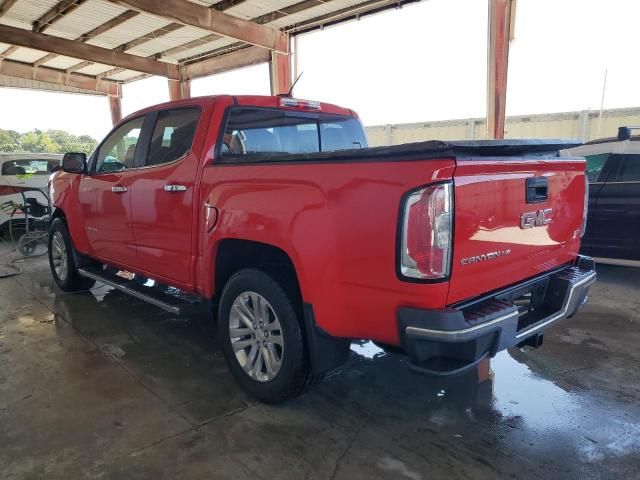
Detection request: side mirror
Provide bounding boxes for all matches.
[61,152,87,174]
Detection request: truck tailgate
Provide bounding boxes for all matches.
[447,157,586,305]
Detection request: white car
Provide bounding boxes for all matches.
[0,153,62,239]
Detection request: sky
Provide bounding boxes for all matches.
[0,0,639,141]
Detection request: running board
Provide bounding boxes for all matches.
[77,267,202,316]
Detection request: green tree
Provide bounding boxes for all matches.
[0,128,97,154]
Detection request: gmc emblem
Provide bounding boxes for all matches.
[520,208,552,229]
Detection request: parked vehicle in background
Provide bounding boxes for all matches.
[562,126,640,266]
[48,95,595,403]
[0,153,61,239]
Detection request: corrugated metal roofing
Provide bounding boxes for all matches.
[0,0,420,95]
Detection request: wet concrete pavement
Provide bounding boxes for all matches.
[1,245,639,479]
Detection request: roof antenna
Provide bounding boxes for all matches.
[286,71,303,97]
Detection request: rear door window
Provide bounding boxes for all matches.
[220,107,368,157]
[146,108,200,166]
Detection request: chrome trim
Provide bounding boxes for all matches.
[405,310,518,342]
[514,271,596,339]
[164,184,187,192]
[405,270,596,342]
[77,268,182,315]
[90,152,190,176]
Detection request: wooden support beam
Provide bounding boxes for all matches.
[107,0,288,53]
[116,22,183,53]
[0,45,18,57]
[253,0,329,25]
[211,0,246,11]
[33,52,58,67]
[109,93,122,125]
[0,58,119,95]
[0,24,180,79]
[156,33,221,60]
[168,78,190,100]
[486,0,515,139]
[269,51,291,95]
[66,60,93,73]
[65,22,183,73]
[33,0,86,33]
[181,45,270,81]
[32,10,140,67]
[79,10,139,41]
[0,0,18,17]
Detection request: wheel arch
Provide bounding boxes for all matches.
[213,238,350,375]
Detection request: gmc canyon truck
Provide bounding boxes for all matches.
[48,95,596,403]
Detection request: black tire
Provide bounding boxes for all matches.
[48,218,95,292]
[218,268,313,404]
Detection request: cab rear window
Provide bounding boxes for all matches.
[220,107,367,157]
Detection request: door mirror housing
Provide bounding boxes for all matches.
[61,152,87,174]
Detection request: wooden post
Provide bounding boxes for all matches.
[486,0,515,139]
[169,78,191,101]
[269,50,291,96]
[108,85,122,125]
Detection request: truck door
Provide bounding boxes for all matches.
[79,116,146,266]
[590,154,640,261]
[128,107,203,286]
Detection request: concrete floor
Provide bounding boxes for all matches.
[1,243,639,480]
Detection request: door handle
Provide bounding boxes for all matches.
[111,186,128,193]
[164,184,187,192]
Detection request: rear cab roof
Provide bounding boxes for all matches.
[119,95,357,125]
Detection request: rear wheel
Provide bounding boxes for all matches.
[218,268,312,403]
[48,218,95,292]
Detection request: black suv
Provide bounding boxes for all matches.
[562,127,640,266]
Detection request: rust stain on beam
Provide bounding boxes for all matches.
[107,0,288,53]
[0,24,179,79]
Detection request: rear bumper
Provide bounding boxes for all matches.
[399,256,596,375]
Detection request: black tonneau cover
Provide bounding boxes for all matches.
[217,139,583,165]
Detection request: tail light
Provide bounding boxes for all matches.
[400,182,453,280]
[581,175,589,237]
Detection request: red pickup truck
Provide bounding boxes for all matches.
[48,95,596,403]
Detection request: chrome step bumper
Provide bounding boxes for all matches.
[399,256,596,375]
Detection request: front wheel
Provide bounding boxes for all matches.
[48,218,95,292]
[218,269,312,403]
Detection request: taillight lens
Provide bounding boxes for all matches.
[581,175,589,237]
[400,182,452,279]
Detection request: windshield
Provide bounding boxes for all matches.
[221,107,368,157]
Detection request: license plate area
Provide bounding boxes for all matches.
[495,277,553,332]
